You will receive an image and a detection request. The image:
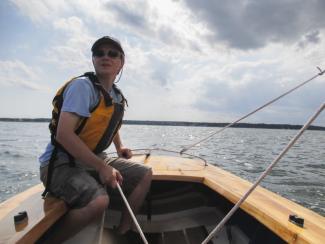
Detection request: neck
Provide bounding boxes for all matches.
[96,73,115,91]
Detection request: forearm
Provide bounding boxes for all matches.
[113,132,132,159]
[113,132,123,152]
[56,132,105,171]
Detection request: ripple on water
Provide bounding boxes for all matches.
[0,123,324,216]
[1,150,24,158]
[305,163,325,169]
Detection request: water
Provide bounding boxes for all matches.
[0,121,324,216]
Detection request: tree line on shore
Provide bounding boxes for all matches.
[0,118,324,131]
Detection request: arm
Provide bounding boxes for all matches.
[113,131,132,159]
[56,111,122,187]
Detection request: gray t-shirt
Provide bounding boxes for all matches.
[39,77,122,166]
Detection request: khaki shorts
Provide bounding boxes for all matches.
[40,157,151,209]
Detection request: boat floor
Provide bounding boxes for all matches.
[64,207,249,244]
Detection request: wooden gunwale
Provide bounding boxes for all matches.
[0,184,68,244]
[134,155,325,244]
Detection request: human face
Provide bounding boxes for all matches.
[92,44,124,77]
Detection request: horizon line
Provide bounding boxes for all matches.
[0,118,324,131]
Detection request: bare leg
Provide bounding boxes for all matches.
[45,195,109,243]
[117,169,152,234]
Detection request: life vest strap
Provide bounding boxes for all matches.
[42,139,75,198]
[42,145,57,198]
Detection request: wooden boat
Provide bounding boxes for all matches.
[1,153,325,243]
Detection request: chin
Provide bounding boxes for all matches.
[97,70,116,76]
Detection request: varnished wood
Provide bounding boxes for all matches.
[132,155,325,244]
[0,185,68,243]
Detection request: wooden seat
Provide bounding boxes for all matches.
[0,184,68,244]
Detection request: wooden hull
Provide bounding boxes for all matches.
[0,155,324,243]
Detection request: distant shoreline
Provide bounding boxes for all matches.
[0,118,324,131]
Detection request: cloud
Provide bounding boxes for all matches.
[44,46,91,71]
[191,56,325,124]
[40,16,94,72]
[182,0,325,50]
[106,1,149,30]
[5,0,325,123]
[10,0,69,23]
[102,1,210,51]
[298,30,321,49]
[0,60,48,91]
[53,16,84,33]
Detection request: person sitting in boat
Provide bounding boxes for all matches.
[39,36,152,243]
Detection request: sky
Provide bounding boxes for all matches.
[0,0,324,125]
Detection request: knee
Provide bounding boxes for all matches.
[147,168,153,178]
[88,195,109,217]
[143,168,153,183]
[95,195,109,211]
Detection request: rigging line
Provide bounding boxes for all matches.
[98,187,107,244]
[117,183,148,244]
[180,67,324,154]
[105,148,208,166]
[201,103,325,244]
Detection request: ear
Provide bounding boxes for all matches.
[120,57,125,69]
[118,58,125,74]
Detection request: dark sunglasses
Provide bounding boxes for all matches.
[93,49,122,59]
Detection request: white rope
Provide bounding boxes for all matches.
[117,183,148,244]
[98,204,106,244]
[202,103,325,244]
[181,68,324,154]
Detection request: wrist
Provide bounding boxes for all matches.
[95,159,106,172]
[116,145,124,152]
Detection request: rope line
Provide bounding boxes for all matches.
[105,148,208,166]
[117,183,148,244]
[180,67,324,154]
[201,103,325,244]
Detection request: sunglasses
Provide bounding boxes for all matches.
[93,49,122,59]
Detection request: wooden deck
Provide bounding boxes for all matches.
[132,155,325,244]
[0,184,68,243]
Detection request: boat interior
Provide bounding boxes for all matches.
[58,180,285,244]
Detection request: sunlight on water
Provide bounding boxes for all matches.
[0,122,324,216]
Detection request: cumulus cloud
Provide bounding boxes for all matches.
[5,0,325,123]
[0,60,48,91]
[298,30,321,49]
[42,16,94,72]
[103,0,210,51]
[191,55,325,124]
[182,0,325,50]
[53,16,84,33]
[106,1,149,30]
[10,0,69,23]
[45,46,91,71]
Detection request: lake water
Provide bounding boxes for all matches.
[0,121,324,216]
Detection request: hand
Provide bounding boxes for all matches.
[117,147,133,159]
[98,164,123,188]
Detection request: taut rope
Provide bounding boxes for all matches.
[202,103,325,244]
[180,67,324,154]
[117,183,148,244]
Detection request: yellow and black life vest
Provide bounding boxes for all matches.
[43,72,127,196]
[49,72,127,153]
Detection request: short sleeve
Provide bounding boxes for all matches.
[61,78,96,117]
